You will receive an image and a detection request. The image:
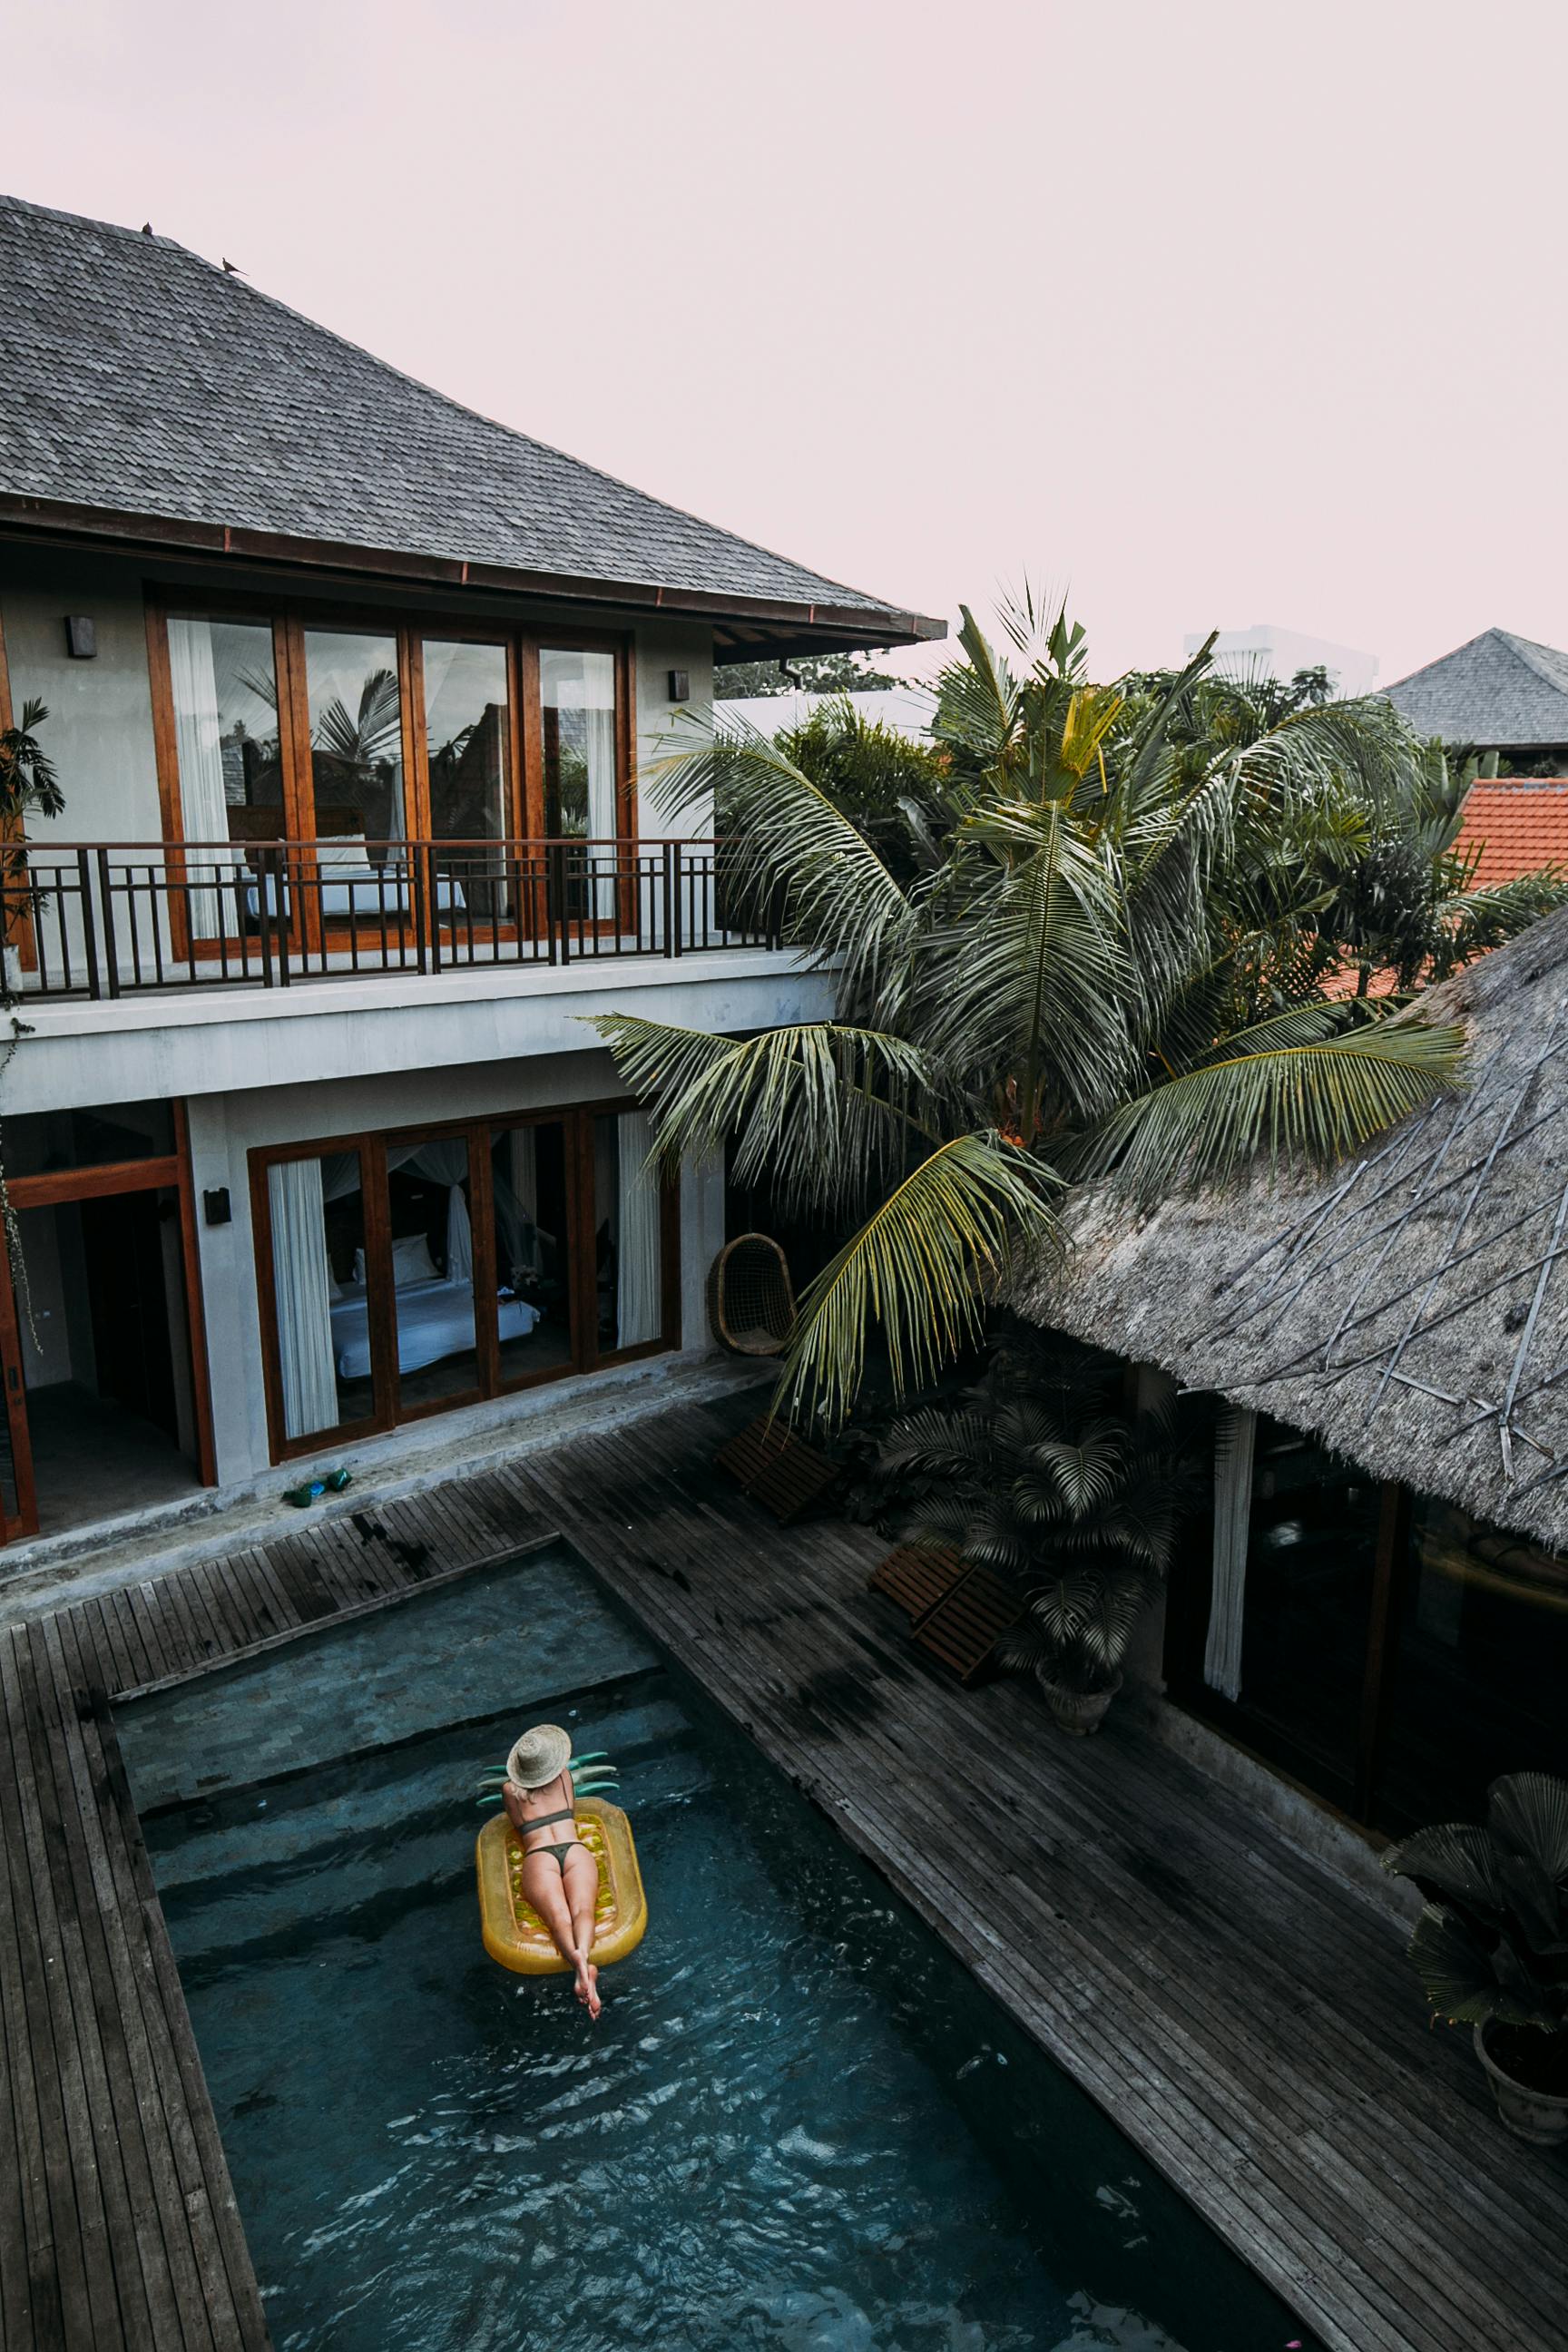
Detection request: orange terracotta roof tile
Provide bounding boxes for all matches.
[1456,781,1568,884]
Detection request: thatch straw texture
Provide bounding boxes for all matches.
[1014,906,1568,1552]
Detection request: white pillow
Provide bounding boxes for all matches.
[315,833,377,875]
[393,1233,440,1286]
[354,1235,440,1288]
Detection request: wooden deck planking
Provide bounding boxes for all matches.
[1,1409,1563,2351]
[520,1411,1568,2352]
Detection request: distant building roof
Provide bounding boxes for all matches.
[0,193,942,657]
[1457,780,1568,883]
[1384,628,1568,750]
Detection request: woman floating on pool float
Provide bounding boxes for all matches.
[498,1725,605,2015]
[475,1726,646,2008]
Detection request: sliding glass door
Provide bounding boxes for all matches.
[252,1102,674,1462]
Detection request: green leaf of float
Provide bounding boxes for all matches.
[778,1129,1063,1427]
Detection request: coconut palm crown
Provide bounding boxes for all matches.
[595,596,1471,1425]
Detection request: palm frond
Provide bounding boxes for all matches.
[780,1131,1063,1425]
[642,715,915,1008]
[590,1014,944,1217]
[1072,1014,1466,1194]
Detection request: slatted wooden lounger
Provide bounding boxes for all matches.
[867,1541,966,1620]
[713,1414,841,1524]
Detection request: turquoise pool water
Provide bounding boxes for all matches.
[127,1550,1317,2352]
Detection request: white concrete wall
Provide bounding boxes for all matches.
[7,949,832,1115]
[0,549,164,842]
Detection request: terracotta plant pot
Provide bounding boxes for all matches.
[1037,1668,1122,1737]
[1474,2024,1568,2147]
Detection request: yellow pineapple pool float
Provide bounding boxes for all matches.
[475,1753,647,1976]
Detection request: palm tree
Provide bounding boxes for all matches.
[595,596,1468,1425]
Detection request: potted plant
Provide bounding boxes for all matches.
[871,1327,1197,1735]
[1384,1771,1568,2145]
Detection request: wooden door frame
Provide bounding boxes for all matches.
[147,589,637,966]
[249,1094,680,1464]
[0,1105,218,1540]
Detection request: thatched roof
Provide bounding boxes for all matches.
[1016,906,1568,1552]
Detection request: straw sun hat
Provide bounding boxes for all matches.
[506,1723,573,1788]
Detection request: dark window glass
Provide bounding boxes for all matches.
[493,1122,573,1387]
[1374,1496,1568,1835]
[384,1136,481,1412]
[7,1102,175,1176]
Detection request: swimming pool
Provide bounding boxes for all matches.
[124,1548,1317,2352]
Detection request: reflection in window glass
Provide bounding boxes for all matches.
[593,1110,662,1352]
[493,1122,573,1387]
[1205,1416,1379,1811]
[423,640,510,916]
[540,649,617,839]
[270,1152,369,1439]
[168,615,282,936]
[1375,1497,1568,1835]
[385,1135,480,1409]
[303,630,404,848]
[7,1102,175,1176]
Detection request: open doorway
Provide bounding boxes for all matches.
[16,1189,202,1535]
[0,1099,214,1546]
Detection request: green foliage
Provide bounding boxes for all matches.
[0,700,64,821]
[713,651,905,698]
[776,695,949,854]
[600,593,1477,1424]
[1384,1774,1568,2068]
[874,1328,1200,1694]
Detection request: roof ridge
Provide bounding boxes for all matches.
[1494,628,1568,693]
[0,188,896,619]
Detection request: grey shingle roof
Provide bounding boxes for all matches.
[1383,627,1568,748]
[0,193,937,637]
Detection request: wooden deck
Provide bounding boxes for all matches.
[2,1396,1563,2352]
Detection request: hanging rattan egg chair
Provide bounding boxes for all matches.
[707,1233,797,1357]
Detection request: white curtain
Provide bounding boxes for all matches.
[615,1109,662,1348]
[269,1160,338,1439]
[1204,1405,1257,1702]
[168,616,234,940]
[585,701,618,920]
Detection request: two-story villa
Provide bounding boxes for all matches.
[0,192,941,1561]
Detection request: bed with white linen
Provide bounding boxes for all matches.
[330,1275,540,1380]
[239,834,468,922]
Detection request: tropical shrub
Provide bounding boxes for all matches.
[1384,1771,1568,2094]
[872,1328,1200,1696]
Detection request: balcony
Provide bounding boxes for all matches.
[4,836,779,999]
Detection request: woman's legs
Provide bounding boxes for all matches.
[519,1847,602,2018]
[562,1846,603,2016]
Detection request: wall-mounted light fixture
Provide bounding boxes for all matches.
[668,669,691,702]
[203,1188,232,1227]
[64,615,96,660]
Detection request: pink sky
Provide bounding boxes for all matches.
[6,0,1565,685]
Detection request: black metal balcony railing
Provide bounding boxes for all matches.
[3,837,783,1000]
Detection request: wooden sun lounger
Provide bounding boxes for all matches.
[713,1414,841,1523]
